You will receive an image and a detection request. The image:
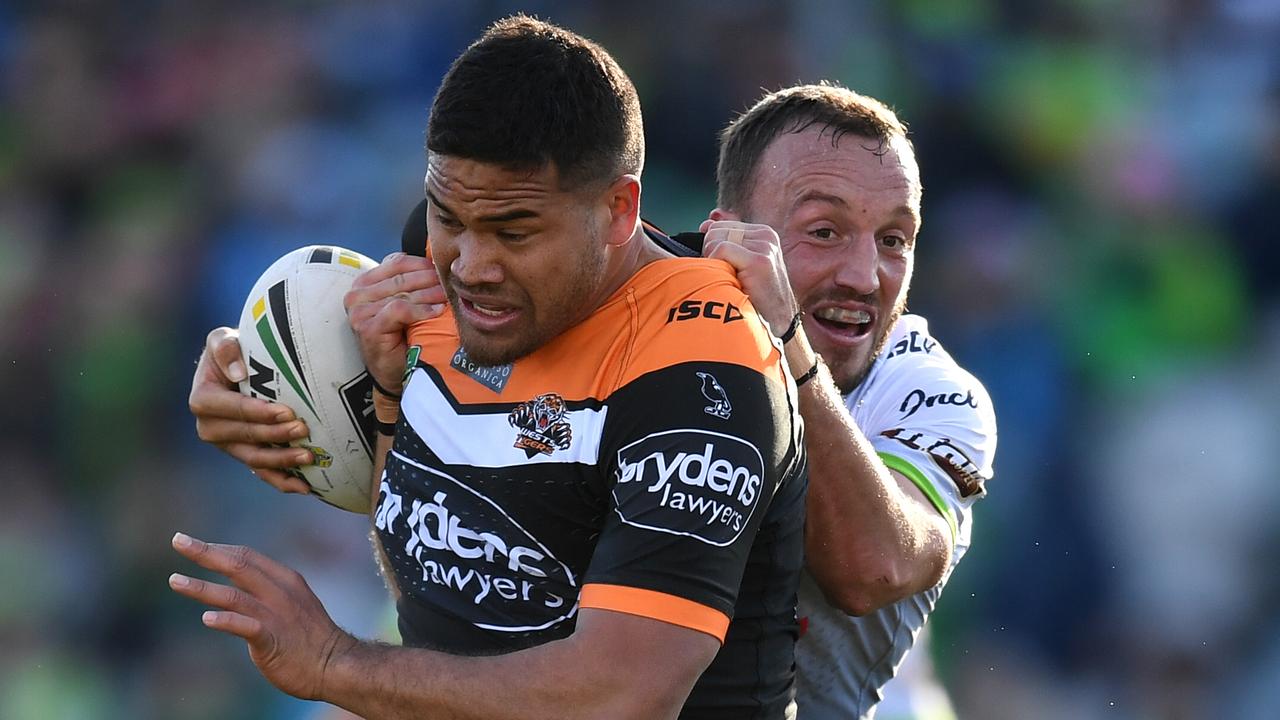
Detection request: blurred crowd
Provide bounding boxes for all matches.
[2,1,1278,718]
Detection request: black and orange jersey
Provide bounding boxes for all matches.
[373,256,806,719]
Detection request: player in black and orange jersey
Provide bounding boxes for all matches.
[173,16,806,720]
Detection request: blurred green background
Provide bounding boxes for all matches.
[2,1,1278,718]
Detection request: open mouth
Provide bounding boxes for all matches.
[811,306,874,341]
[457,296,520,329]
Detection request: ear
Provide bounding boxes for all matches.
[708,207,742,222]
[602,174,641,247]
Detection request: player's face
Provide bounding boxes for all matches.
[743,128,920,393]
[426,154,611,366]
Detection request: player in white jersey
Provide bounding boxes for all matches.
[700,84,997,719]
[795,314,994,717]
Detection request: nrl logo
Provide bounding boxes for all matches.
[300,443,333,468]
[509,393,573,458]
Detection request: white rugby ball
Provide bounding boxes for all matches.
[237,245,379,513]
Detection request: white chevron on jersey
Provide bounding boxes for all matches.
[400,367,609,468]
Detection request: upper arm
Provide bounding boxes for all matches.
[557,607,720,719]
[870,360,998,563]
[583,269,803,639]
[581,358,796,640]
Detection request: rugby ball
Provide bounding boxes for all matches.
[237,246,379,513]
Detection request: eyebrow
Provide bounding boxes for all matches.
[791,190,848,211]
[891,205,918,221]
[425,189,540,224]
[792,191,919,224]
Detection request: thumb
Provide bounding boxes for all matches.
[412,302,447,323]
[208,327,246,383]
[705,240,753,273]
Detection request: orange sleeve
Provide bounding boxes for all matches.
[579,583,731,643]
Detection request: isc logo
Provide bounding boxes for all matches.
[665,299,744,324]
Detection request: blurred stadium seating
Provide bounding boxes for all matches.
[2,2,1277,718]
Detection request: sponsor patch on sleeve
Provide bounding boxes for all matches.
[881,428,986,498]
[612,429,766,546]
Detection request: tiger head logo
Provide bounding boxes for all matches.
[509,393,572,457]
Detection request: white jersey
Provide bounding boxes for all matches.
[794,314,997,719]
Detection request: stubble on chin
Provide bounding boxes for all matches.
[454,324,528,367]
[828,301,906,394]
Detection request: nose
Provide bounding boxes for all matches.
[831,234,880,295]
[448,234,505,287]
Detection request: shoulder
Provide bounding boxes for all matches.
[860,315,995,436]
[628,258,750,321]
[619,259,785,387]
[855,316,997,503]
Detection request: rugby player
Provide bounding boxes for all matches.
[188,61,995,720]
[695,85,997,718]
[174,16,806,720]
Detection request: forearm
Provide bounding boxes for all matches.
[322,640,578,720]
[320,616,695,720]
[786,334,949,614]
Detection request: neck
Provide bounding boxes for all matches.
[592,224,673,304]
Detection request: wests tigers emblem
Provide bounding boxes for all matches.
[509,393,573,457]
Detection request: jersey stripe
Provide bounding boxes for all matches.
[878,451,957,544]
[401,367,607,468]
[579,583,730,643]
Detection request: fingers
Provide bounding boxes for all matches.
[197,415,308,446]
[170,571,269,645]
[343,255,447,394]
[170,568,270,647]
[347,290,443,393]
[191,377,295,426]
[192,326,315,495]
[370,292,444,330]
[207,327,246,383]
[374,250,435,278]
[202,609,266,642]
[255,471,311,495]
[345,285,446,351]
[172,533,300,591]
[703,235,781,265]
[345,253,441,307]
[170,571,266,619]
[701,222,801,332]
[351,289,445,326]
[251,468,313,495]
[348,271,446,307]
[701,220,786,271]
[222,443,313,469]
[704,239,757,274]
[700,220,781,247]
